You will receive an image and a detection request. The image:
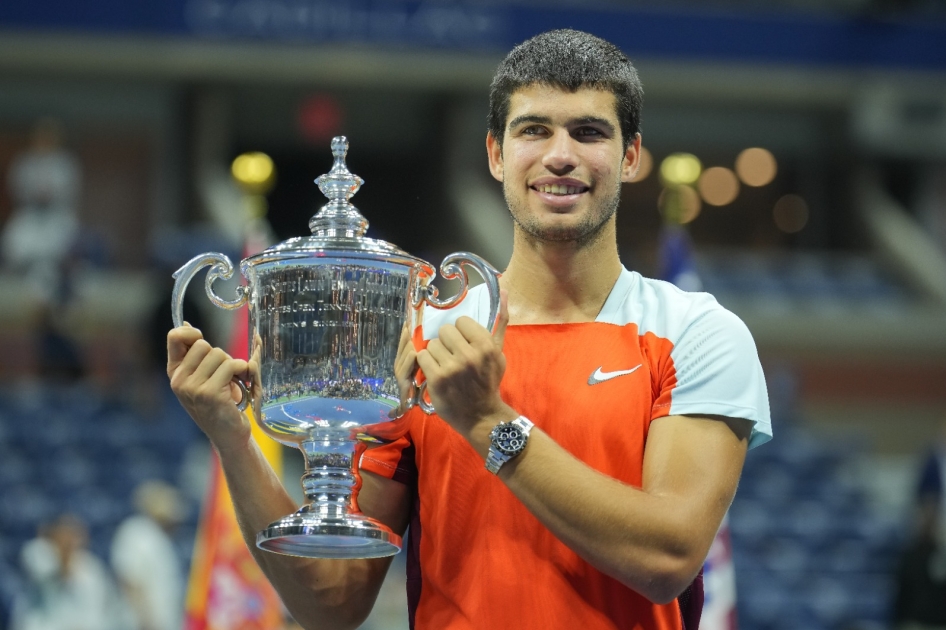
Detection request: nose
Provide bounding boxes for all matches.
[541,129,578,174]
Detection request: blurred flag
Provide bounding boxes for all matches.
[184,236,285,630]
[701,515,738,630]
[657,223,703,292]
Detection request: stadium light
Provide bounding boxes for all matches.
[659,153,702,186]
[735,147,777,187]
[698,167,740,206]
[232,152,276,194]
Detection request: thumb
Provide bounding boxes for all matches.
[491,289,509,350]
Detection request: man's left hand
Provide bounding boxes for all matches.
[415,290,516,442]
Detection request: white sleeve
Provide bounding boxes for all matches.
[665,305,772,449]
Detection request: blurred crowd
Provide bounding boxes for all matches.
[8,481,185,630]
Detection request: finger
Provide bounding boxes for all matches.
[454,316,490,348]
[415,349,439,376]
[232,358,250,380]
[437,324,473,356]
[171,338,213,380]
[206,357,246,397]
[397,318,412,356]
[246,356,262,399]
[395,328,417,366]
[396,339,417,361]
[167,326,204,366]
[394,348,417,378]
[192,347,230,384]
[425,337,453,365]
[228,380,244,404]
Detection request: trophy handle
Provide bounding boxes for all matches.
[410,252,502,415]
[171,252,251,411]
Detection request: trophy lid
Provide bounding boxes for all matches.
[243,136,432,271]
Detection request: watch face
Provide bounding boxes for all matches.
[492,424,526,456]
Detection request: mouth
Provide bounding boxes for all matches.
[530,182,589,196]
[529,180,590,209]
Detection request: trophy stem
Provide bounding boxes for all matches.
[300,436,356,515]
[255,433,402,559]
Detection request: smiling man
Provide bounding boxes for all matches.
[492,85,629,246]
[167,29,771,630]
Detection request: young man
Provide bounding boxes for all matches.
[167,29,771,630]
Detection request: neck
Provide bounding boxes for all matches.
[501,221,623,325]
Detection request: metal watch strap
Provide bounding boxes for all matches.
[485,416,534,475]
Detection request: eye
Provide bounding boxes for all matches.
[521,125,547,136]
[573,126,606,140]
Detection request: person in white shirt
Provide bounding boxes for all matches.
[110,481,186,630]
[11,514,117,630]
[2,118,81,305]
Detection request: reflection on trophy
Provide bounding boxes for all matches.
[171,137,500,559]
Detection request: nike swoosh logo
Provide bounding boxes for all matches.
[588,364,642,385]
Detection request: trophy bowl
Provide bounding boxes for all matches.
[172,137,500,559]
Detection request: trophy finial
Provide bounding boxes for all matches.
[310,136,368,237]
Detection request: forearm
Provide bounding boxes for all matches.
[495,429,707,601]
[167,326,391,628]
[215,438,386,630]
[461,412,746,604]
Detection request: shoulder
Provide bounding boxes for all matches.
[609,270,772,447]
[599,268,745,343]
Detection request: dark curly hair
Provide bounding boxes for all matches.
[488,29,643,150]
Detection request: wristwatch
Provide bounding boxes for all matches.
[485,416,534,474]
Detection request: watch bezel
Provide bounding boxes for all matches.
[490,422,528,456]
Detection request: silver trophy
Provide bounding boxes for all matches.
[171,137,501,559]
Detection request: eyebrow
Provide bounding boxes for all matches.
[572,116,616,135]
[507,114,617,135]
[508,114,552,129]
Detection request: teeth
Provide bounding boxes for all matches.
[537,184,583,195]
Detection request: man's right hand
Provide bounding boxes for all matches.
[167,324,252,455]
[388,321,418,418]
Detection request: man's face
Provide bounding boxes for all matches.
[487,84,640,245]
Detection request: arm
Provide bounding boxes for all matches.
[484,413,748,603]
[167,325,412,630]
[416,299,751,604]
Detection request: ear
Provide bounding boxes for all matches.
[621,133,643,183]
[486,131,504,183]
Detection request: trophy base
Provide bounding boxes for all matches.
[256,512,402,559]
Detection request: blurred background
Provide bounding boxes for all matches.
[0,1,945,629]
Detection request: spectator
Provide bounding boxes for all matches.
[893,417,946,629]
[110,480,186,630]
[10,513,119,630]
[916,417,946,537]
[2,118,85,381]
[2,118,81,305]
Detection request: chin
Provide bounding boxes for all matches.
[507,193,617,245]
[520,220,607,245]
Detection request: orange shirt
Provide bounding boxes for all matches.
[361,269,771,629]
